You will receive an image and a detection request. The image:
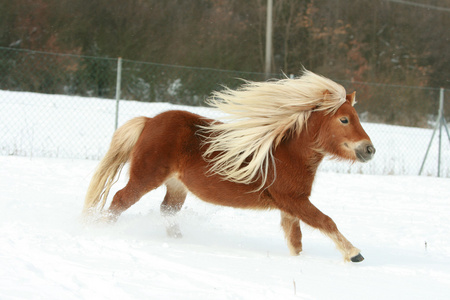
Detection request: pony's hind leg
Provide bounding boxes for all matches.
[107,179,153,222]
[161,177,188,238]
[107,163,172,222]
[280,211,303,255]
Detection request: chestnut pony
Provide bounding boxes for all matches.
[83,70,375,262]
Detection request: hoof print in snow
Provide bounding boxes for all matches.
[166,224,183,239]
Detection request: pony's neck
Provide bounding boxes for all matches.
[290,111,327,177]
[289,129,325,174]
[270,129,324,197]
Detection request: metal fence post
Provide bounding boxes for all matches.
[264,0,273,79]
[114,57,123,131]
[419,88,449,176]
[438,88,443,176]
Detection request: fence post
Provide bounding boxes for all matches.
[264,0,273,79]
[419,88,449,176]
[438,88,443,177]
[114,57,123,131]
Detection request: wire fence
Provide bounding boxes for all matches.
[0,46,449,177]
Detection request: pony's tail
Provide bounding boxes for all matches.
[82,117,148,219]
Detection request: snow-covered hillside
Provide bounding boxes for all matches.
[1,156,450,299]
[1,90,448,176]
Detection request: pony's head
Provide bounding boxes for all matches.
[201,70,375,188]
[311,91,375,163]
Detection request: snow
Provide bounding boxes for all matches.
[1,156,450,299]
[1,90,450,299]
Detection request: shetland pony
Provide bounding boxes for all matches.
[83,70,375,262]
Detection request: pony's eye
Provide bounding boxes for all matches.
[340,117,349,124]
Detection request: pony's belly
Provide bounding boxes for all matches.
[178,171,272,210]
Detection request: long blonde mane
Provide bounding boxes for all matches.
[201,70,347,188]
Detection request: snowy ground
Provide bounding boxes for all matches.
[1,155,450,299]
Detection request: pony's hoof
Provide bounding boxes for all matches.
[350,253,364,263]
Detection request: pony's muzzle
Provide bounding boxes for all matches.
[355,141,375,162]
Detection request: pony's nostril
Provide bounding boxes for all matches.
[367,145,375,155]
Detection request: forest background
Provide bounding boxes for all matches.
[0,0,449,126]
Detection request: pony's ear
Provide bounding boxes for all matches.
[323,90,332,101]
[346,91,356,106]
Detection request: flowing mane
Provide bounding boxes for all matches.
[201,70,348,187]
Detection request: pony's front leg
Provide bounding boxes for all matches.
[285,198,363,262]
[280,211,302,255]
